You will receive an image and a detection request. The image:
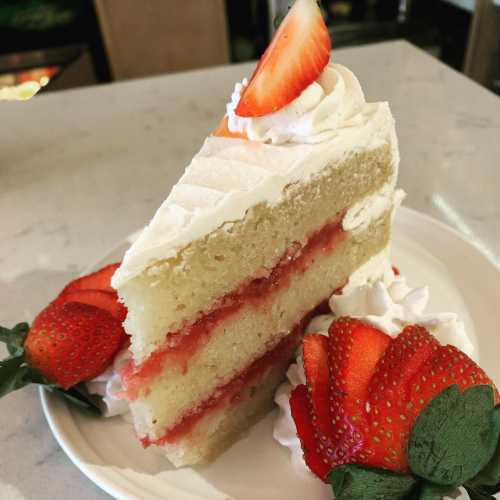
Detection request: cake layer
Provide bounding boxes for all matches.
[126,210,392,442]
[118,139,396,363]
[154,341,296,467]
[122,211,346,400]
[142,318,302,448]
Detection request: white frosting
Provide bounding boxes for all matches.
[273,254,475,477]
[86,348,132,419]
[227,64,366,144]
[343,180,405,234]
[329,278,474,354]
[112,100,397,288]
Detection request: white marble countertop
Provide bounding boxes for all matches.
[1,40,500,499]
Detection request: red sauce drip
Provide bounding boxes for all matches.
[392,265,400,276]
[140,308,316,447]
[123,214,346,400]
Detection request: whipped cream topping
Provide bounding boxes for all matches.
[227,64,366,145]
[273,251,475,477]
[86,348,132,419]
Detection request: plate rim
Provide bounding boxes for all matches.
[39,206,500,500]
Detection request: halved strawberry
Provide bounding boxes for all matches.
[54,289,127,323]
[406,344,500,422]
[290,384,331,479]
[328,318,391,467]
[235,0,331,117]
[61,262,120,295]
[363,325,440,471]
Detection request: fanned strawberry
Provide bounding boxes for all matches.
[363,325,440,471]
[290,384,330,479]
[328,318,391,468]
[61,262,120,294]
[25,301,125,389]
[235,0,331,117]
[406,344,500,422]
[291,317,500,483]
[55,289,127,322]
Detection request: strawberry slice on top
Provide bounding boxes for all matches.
[235,0,331,117]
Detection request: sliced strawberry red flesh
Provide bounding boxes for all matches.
[235,0,331,117]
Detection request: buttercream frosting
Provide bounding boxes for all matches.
[112,101,397,288]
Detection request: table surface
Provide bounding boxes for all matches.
[2,40,500,500]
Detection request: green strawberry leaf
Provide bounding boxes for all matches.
[43,384,102,415]
[328,464,417,500]
[412,482,457,500]
[408,385,499,487]
[0,323,29,356]
[0,354,31,396]
[468,406,500,488]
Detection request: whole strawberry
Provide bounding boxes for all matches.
[25,301,125,389]
[0,262,127,412]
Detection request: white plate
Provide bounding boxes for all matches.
[40,207,500,500]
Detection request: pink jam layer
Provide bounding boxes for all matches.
[140,305,322,447]
[122,213,346,400]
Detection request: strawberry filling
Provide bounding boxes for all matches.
[140,308,318,447]
[122,213,346,400]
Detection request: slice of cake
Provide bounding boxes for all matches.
[112,0,402,467]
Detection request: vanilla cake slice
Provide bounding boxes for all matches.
[111,0,403,467]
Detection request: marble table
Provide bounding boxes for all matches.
[1,40,500,499]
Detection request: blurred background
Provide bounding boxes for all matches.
[0,0,499,95]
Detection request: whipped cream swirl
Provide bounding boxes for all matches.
[227,64,366,144]
[274,263,475,478]
[86,348,132,419]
